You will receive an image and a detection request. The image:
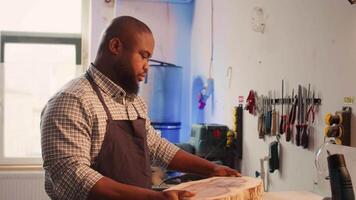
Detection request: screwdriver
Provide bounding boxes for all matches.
[279,80,286,134]
[301,84,310,148]
[286,90,297,142]
[296,85,303,146]
[271,93,277,136]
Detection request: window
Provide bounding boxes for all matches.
[0,0,83,165]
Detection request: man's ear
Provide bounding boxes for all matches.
[108,37,122,55]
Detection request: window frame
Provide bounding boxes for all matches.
[0,31,82,64]
[0,31,82,165]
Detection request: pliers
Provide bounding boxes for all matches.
[306,92,315,123]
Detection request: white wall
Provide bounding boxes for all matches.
[191,0,356,195]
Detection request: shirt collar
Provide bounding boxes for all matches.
[87,64,136,103]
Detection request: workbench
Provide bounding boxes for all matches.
[263,191,323,200]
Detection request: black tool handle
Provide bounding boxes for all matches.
[296,124,301,146]
[291,98,297,124]
[279,118,283,134]
[286,124,292,142]
[269,141,279,173]
[301,124,308,148]
[279,80,284,134]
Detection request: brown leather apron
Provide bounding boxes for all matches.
[86,73,152,189]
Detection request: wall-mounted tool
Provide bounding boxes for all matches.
[324,107,352,146]
[258,95,265,139]
[325,112,343,126]
[286,90,297,142]
[306,91,316,124]
[255,139,280,192]
[234,102,243,160]
[301,84,311,149]
[284,95,290,134]
[271,92,278,136]
[279,80,286,135]
[245,90,257,115]
[323,153,355,200]
[255,156,269,192]
[296,85,303,146]
[324,125,344,145]
[269,140,280,173]
[248,81,321,144]
[265,97,272,135]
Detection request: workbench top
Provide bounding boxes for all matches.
[263,191,324,200]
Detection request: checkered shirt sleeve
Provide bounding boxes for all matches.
[41,92,102,200]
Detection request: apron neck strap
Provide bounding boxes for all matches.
[85,72,113,120]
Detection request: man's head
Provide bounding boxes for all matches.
[95,16,154,95]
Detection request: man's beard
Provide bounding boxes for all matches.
[115,65,139,95]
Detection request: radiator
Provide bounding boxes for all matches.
[0,171,49,200]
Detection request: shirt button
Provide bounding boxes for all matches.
[119,92,125,96]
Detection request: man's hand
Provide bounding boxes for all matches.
[162,190,195,200]
[208,165,241,177]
